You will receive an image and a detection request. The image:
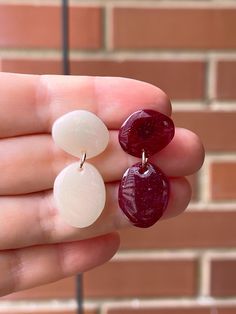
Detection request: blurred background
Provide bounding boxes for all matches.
[0,0,236,313]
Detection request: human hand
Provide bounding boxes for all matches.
[0,73,204,296]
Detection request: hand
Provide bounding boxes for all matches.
[0,73,204,296]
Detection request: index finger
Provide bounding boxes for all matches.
[0,73,171,138]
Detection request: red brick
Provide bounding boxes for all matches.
[106,308,236,314]
[0,4,102,49]
[2,59,61,74]
[119,211,236,250]
[113,8,236,50]
[217,61,236,100]
[211,260,236,296]
[84,260,197,297]
[173,111,236,152]
[71,60,205,100]
[1,59,205,100]
[3,261,196,299]
[210,162,236,200]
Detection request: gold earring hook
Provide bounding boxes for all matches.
[79,152,87,169]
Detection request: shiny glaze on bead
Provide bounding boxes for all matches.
[52,110,109,159]
[119,109,175,158]
[118,162,169,228]
[54,162,106,228]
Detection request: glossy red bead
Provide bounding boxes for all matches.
[118,162,169,228]
[119,109,175,158]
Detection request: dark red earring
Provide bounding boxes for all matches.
[118,109,175,228]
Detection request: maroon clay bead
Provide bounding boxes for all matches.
[118,162,169,228]
[119,109,175,158]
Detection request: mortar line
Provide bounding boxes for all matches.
[206,55,217,103]
[1,49,236,59]
[75,0,236,8]
[113,251,199,260]
[101,298,236,310]
[198,155,210,203]
[189,203,236,210]
[199,253,211,297]
[3,297,236,311]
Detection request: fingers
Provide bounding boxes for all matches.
[0,128,203,195]
[161,177,191,220]
[156,128,205,177]
[0,177,191,250]
[0,73,171,138]
[0,233,119,297]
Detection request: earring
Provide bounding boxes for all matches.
[118,109,175,228]
[52,110,109,228]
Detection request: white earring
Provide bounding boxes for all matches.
[52,110,109,228]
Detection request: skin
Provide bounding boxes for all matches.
[0,73,204,296]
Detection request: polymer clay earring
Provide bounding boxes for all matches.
[52,110,109,228]
[118,110,175,228]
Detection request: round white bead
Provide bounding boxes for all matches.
[54,162,106,228]
[52,110,109,159]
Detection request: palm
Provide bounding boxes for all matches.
[0,73,204,296]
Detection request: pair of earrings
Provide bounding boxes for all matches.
[52,109,175,229]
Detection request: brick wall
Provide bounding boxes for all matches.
[0,0,236,313]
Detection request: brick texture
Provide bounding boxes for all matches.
[83,260,197,297]
[71,60,205,100]
[119,211,236,249]
[1,59,61,74]
[113,8,236,50]
[210,162,236,200]
[1,59,205,100]
[173,111,236,152]
[0,4,102,49]
[217,61,236,100]
[211,260,236,296]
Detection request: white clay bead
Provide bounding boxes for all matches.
[54,162,106,228]
[52,110,109,159]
